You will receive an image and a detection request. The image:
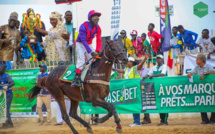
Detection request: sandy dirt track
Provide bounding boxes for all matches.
[0,118,215,134]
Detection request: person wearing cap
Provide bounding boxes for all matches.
[142,54,168,126]
[130,30,145,58]
[71,10,102,87]
[21,8,46,61]
[37,64,52,125]
[0,12,22,61]
[187,54,215,124]
[120,30,135,57]
[178,25,198,54]
[0,62,15,129]
[148,23,164,54]
[113,56,149,127]
[34,11,71,61]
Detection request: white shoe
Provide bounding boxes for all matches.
[129,123,141,127]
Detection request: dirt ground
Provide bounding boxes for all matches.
[0,118,215,134]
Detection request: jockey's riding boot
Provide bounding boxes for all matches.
[71,73,81,87]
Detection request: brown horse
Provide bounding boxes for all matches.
[29,40,127,134]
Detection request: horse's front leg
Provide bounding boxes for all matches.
[92,98,122,133]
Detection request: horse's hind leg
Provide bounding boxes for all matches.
[92,98,122,133]
[55,96,79,134]
[69,100,93,134]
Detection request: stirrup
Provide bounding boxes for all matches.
[71,80,81,87]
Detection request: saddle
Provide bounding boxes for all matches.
[59,64,89,83]
[59,57,110,86]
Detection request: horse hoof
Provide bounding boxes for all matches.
[116,126,122,133]
[87,127,93,134]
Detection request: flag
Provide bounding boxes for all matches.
[160,0,171,52]
[167,49,173,69]
[110,0,121,41]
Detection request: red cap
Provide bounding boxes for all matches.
[88,10,101,20]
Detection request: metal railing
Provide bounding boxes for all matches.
[12,61,73,71]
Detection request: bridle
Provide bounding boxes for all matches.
[103,42,124,63]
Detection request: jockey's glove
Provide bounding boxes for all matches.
[3,86,8,91]
[91,52,97,57]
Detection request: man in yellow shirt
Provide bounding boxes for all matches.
[120,30,135,58]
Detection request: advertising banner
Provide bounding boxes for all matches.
[80,74,215,114]
[6,69,40,117]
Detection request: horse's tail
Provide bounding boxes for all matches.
[28,76,47,101]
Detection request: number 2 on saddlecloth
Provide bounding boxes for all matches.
[63,71,72,79]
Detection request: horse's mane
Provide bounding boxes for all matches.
[91,50,104,68]
[49,65,67,81]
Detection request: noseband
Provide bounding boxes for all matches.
[103,42,124,63]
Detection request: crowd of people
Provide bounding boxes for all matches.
[0,8,73,62]
[120,24,215,61]
[1,9,215,63]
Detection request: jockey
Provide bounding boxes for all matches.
[71,10,102,87]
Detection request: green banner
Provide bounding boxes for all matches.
[6,69,39,113]
[80,74,215,114]
[80,78,142,114]
[0,90,6,123]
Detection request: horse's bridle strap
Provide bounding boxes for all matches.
[86,80,110,85]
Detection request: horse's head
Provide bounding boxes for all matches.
[103,40,128,65]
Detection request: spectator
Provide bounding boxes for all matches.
[0,62,15,129]
[196,29,215,53]
[208,37,215,59]
[34,11,71,61]
[148,23,164,54]
[20,31,43,61]
[37,64,51,125]
[138,60,151,125]
[142,54,168,126]
[15,20,20,30]
[187,54,215,124]
[130,30,144,58]
[63,10,74,51]
[61,11,74,58]
[170,26,184,57]
[178,25,198,54]
[21,8,46,61]
[0,12,21,61]
[113,56,148,127]
[141,33,156,67]
[120,30,135,57]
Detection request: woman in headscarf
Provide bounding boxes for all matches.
[34,11,71,61]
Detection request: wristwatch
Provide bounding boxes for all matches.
[203,72,207,75]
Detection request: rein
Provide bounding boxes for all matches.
[102,42,124,63]
[80,42,124,101]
